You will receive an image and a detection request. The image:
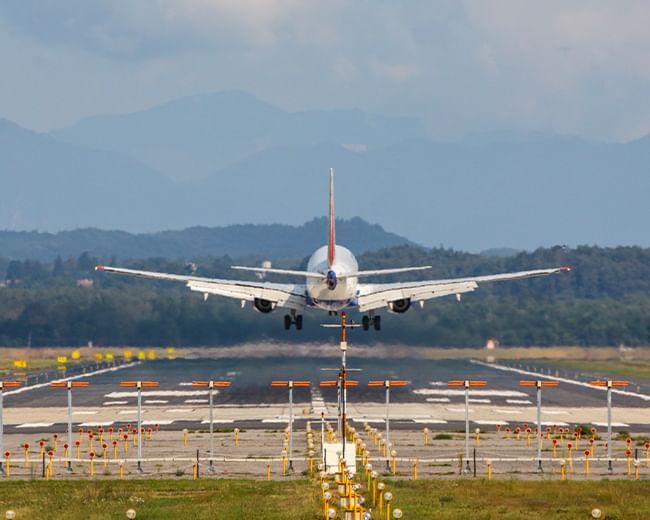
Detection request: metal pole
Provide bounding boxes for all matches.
[464,381,470,473]
[137,382,142,472]
[607,382,613,474]
[209,381,215,473]
[321,412,325,464]
[537,383,543,472]
[385,382,390,471]
[67,382,73,472]
[288,381,294,471]
[0,386,4,474]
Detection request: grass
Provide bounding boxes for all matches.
[0,479,648,519]
[539,359,650,381]
[386,480,650,519]
[0,480,320,520]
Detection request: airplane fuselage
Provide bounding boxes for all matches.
[306,245,359,311]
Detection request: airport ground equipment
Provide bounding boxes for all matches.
[49,380,89,472]
[448,379,487,473]
[0,381,22,474]
[118,380,159,472]
[271,380,310,471]
[519,380,560,472]
[591,379,630,474]
[191,380,232,473]
[367,379,409,471]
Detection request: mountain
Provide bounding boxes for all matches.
[0,118,176,231]
[0,217,415,261]
[51,90,427,182]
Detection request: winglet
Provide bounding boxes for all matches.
[559,266,571,273]
[328,168,336,267]
[95,265,105,271]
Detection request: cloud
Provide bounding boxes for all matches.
[0,1,650,140]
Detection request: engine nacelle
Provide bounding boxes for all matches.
[253,298,276,314]
[388,298,411,314]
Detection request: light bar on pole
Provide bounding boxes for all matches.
[591,380,630,388]
[119,381,159,387]
[448,380,487,387]
[519,380,560,388]
[320,380,358,388]
[50,381,90,388]
[0,381,23,389]
[271,381,311,388]
[368,380,409,388]
[192,381,232,388]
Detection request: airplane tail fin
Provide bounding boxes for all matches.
[328,168,336,267]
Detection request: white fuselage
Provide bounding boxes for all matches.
[306,245,359,310]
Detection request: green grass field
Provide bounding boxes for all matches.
[538,359,650,381]
[0,479,648,519]
[0,480,319,520]
[388,480,650,519]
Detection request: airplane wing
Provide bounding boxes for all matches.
[95,265,306,311]
[357,266,570,313]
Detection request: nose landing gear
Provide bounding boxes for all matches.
[284,312,303,330]
[361,314,381,331]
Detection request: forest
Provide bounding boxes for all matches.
[1,245,649,347]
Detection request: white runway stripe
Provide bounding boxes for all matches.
[103,401,129,406]
[468,398,491,404]
[414,389,528,397]
[80,421,113,427]
[16,422,54,428]
[471,359,650,401]
[473,420,509,426]
[144,400,169,404]
[506,399,533,405]
[412,419,448,424]
[142,420,174,426]
[425,397,450,403]
[593,421,629,427]
[4,362,141,396]
[201,419,234,424]
[185,399,208,404]
[493,408,523,414]
[166,408,194,413]
[73,411,98,415]
[446,407,473,413]
[105,390,211,398]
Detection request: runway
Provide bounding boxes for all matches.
[3,355,649,433]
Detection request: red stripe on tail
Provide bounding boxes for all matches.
[328,169,336,267]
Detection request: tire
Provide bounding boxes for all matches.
[373,315,381,331]
[362,315,370,331]
[284,315,292,330]
[295,315,303,330]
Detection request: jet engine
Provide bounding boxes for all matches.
[388,298,411,313]
[253,298,275,313]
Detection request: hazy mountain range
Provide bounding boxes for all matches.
[0,218,414,261]
[1,90,650,251]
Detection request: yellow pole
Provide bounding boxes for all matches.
[4,456,10,477]
[635,461,639,480]
[119,461,124,480]
[487,461,492,480]
[412,460,418,480]
[560,461,566,481]
[193,463,198,480]
[267,463,271,481]
[183,429,188,448]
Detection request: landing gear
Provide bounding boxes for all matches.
[362,314,381,331]
[373,315,381,331]
[284,312,303,330]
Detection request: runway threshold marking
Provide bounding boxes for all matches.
[471,359,650,401]
[3,362,141,396]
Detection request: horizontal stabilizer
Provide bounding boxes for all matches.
[343,266,432,278]
[231,266,324,279]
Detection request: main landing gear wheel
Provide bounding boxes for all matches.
[373,315,381,331]
[284,314,303,330]
[362,315,370,331]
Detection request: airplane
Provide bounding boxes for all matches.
[95,169,570,331]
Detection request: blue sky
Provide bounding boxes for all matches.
[1,1,650,141]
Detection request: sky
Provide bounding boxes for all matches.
[1,1,650,142]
